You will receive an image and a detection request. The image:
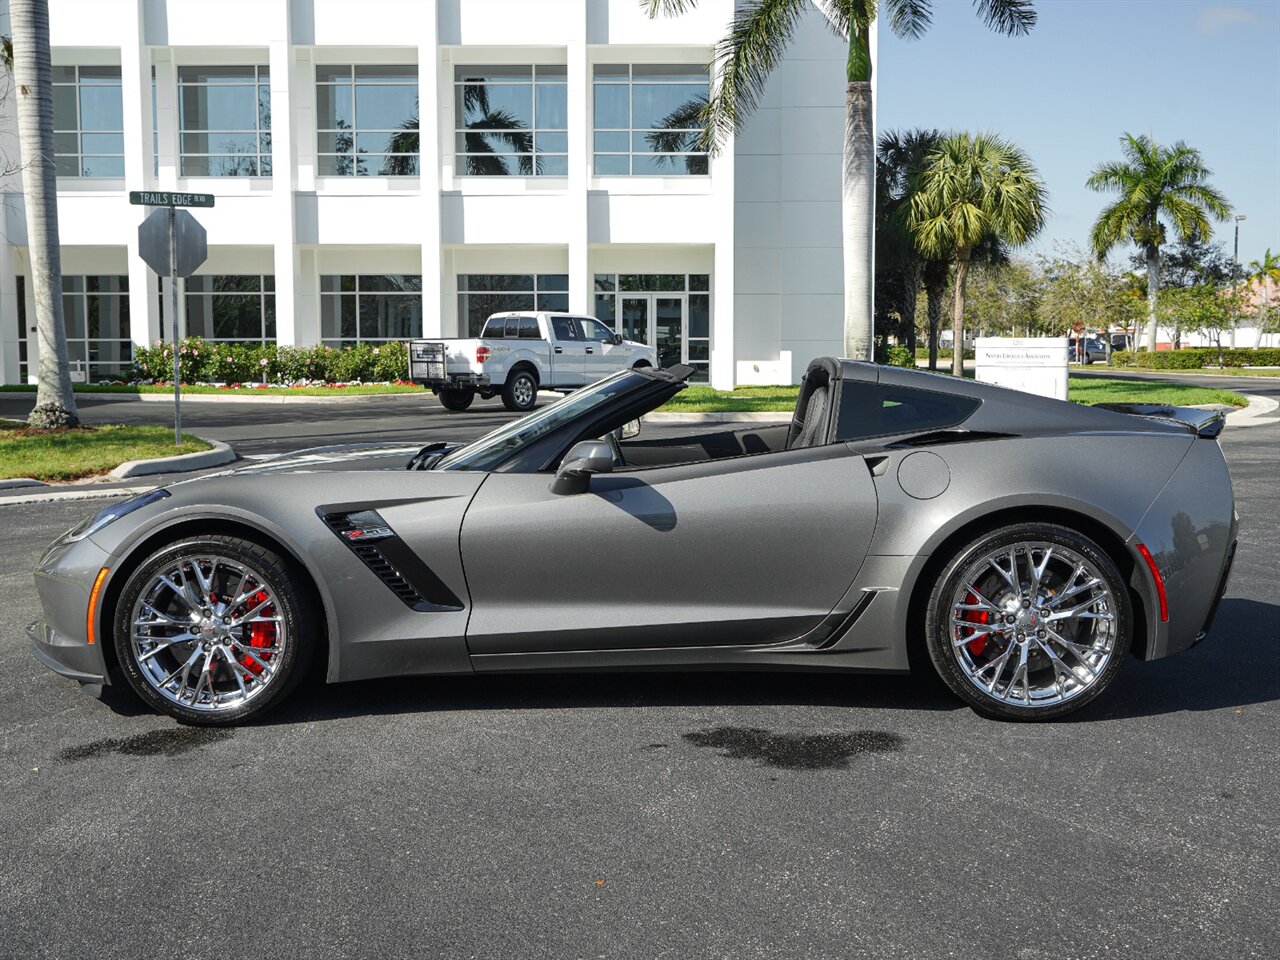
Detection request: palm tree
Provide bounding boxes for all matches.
[7,0,79,426]
[1248,248,1280,348]
[877,128,940,360]
[645,0,1037,362]
[1087,134,1230,353]
[907,132,1047,377]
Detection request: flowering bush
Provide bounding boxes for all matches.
[131,338,411,384]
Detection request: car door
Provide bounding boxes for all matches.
[548,316,587,387]
[459,444,879,656]
[578,316,629,380]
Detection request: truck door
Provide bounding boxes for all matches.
[579,316,632,381]
[548,316,588,387]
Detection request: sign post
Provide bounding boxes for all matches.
[134,193,212,444]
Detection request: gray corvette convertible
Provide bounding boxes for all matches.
[31,358,1236,724]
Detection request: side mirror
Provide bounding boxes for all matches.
[612,333,624,345]
[550,439,614,495]
[620,419,641,440]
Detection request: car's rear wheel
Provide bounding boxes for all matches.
[924,523,1131,721]
[438,386,475,411]
[113,536,315,725]
[502,369,538,412]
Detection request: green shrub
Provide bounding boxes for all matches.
[130,337,411,384]
[1109,347,1280,370]
[876,343,916,368]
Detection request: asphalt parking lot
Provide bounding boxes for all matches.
[1,409,1277,958]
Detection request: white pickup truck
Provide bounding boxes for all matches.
[408,312,656,412]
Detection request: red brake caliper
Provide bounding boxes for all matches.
[240,590,276,675]
[963,590,990,657]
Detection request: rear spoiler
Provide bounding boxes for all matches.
[1094,403,1226,438]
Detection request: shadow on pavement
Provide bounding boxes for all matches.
[1087,597,1280,721]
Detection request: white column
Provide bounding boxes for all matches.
[418,11,443,337]
[0,242,19,384]
[270,36,302,345]
[153,51,179,190]
[566,2,590,314]
[122,0,158,347]
[711,124,736,389]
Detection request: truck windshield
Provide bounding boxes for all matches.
[434,370,647,473]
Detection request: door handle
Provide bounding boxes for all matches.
[554,346,563,353]
[585,347,594,354]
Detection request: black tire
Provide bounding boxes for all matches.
[924,523,1132,721]
[113,535,317,725]
[438,387,475,411]
[502,368,538,412]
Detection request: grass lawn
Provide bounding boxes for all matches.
[0,383,425,397]
[0,422,211,482]
[660,377,1247,413]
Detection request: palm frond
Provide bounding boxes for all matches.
[2,34,13,73]
[883,0,934,40]
[701,0,809,153]
[643,0,699,16]
[644,94,709,160]
[972,0,1037,36]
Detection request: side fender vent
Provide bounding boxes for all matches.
[319,509,465,613]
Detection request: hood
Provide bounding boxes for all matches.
[228,442,450,476]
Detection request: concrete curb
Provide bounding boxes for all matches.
[128,390,431,405]
[1226,393,1280,428]
[0,484,155,508]
[0,477,50,491]
[108,438,236,479]
[644,411,790,424]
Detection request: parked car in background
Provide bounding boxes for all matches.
[1110,333,1134,352]
[408,312,656,412]
[1069,337,1109,364]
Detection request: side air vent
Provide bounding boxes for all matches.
[319,508,465,613]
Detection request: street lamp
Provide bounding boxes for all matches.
[1232,214,1247,348]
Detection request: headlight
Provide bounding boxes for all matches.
[65,489,171,543]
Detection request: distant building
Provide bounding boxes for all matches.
[0,0,856,388]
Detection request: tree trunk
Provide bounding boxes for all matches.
[842,81,874,361]
[1256,286,1268,350]
[951,256,970,378]
[901,260,920,353]
[1144,244,1160,353]
[11,0,78,428]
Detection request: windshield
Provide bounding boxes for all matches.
[434,370,648,473]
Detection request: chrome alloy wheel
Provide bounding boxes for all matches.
[512,375,535,408]
[948,541,1118,709]
[128,553,288,713]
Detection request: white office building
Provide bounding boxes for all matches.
[0,0,851,388]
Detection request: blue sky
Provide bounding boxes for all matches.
[876,0,1280,269]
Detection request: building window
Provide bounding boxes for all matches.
[593,65,709,176]
[458,274,569,336]
[15,277,29,383]
[179,66,271,177]
[320,275,423,345]
[454,65,567,176]
[316,66,419,176]
[62,276,131,380]
[53,66,124,177]
[185,276,276,342]
[594,274,710,381]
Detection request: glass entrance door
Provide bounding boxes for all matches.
[619,294,687,370]
[654,296,684,370]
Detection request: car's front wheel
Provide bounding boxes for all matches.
[113,535,316,725]
[924,523,1132,721]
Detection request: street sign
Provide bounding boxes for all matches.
[138,208,207,278]
[137,206,210,444]
[129,190,215,208]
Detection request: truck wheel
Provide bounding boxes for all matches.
[502,370,538,412]
[439,387,475,411]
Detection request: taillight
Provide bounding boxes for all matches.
[476,346,491,362]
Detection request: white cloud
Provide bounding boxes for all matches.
[1197,3,1275,35]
